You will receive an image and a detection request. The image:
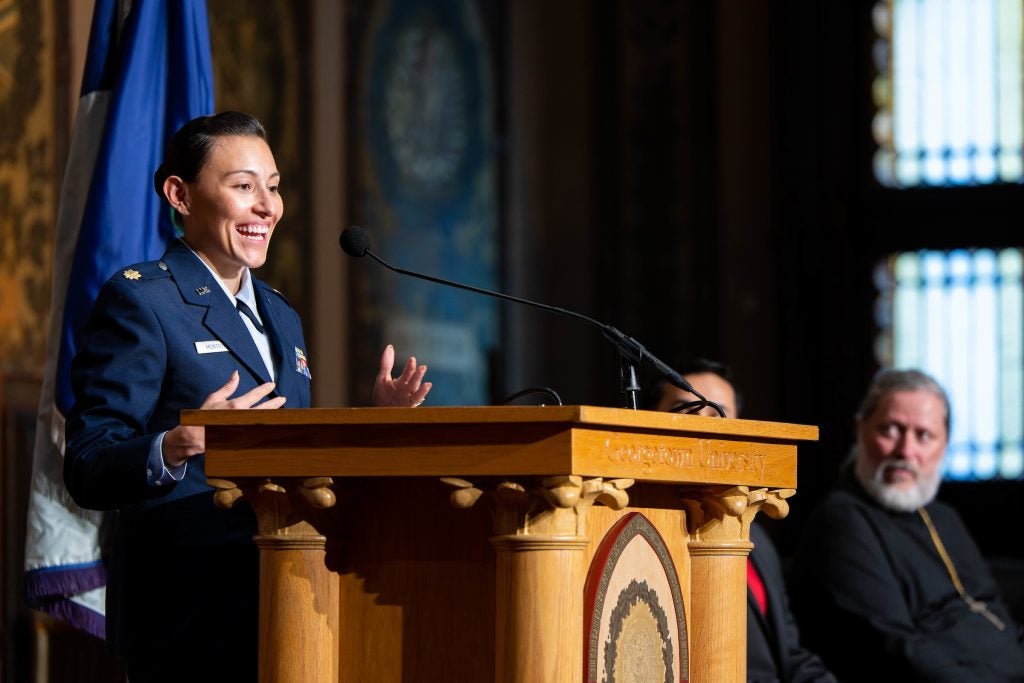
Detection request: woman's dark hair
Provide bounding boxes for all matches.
[152,110,267,199]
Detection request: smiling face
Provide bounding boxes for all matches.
[854,389,948,511]
[167,135,282,290]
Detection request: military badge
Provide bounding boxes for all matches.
[123,269,141,280]
[294,347,311,379]
[194,286,211,296]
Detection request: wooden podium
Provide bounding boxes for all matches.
[183,405,817,683]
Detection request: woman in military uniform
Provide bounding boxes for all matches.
[63,111,431,681]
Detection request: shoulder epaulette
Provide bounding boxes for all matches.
[113,260,171,283]
[259,282,293,308]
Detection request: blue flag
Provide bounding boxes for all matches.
[23,0,214,638]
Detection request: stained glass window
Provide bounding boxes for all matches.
[872,0,1024,187]
[875,249,1024,480]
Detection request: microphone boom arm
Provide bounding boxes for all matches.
[356,238,721,414]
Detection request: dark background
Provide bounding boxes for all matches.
[2,0,1022,680]
[491,0,1022,572]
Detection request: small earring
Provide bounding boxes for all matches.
[179,206,190,216]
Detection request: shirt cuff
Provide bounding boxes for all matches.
[147,432,187,485]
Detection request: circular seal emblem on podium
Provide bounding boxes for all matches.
[584,513,688,683]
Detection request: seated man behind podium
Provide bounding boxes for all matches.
[791,368,1024,681]
[651,359,836,683]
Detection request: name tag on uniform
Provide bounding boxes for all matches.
[195,340,228,354]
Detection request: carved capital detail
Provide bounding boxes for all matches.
[207,476,338,542]
[442,475,634,539]
[208,477,245,510]
[679,486,795,548]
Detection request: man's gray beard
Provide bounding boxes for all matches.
[852,443,942,512]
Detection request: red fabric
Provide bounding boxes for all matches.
[747,557,768,615]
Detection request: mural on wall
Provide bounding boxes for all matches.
[0,0,61,375]
[207,0,310,326]
[351,0,498,406]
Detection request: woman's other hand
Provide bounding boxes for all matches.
[161,371,285,467]
[372,344,432,407]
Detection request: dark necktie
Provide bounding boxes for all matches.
[236,299,265,334]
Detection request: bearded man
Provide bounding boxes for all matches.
[790,369,1024,682]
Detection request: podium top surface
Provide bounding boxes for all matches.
[186,406,817,488]
[183,404,817,441]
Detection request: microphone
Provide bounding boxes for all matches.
[339,226,721,414]
[339,226,370,257]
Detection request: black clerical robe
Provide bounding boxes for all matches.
[791,466,1024,682]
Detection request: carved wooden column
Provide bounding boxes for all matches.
[209,476,340,683]
[680,485,794,683]
[445,475,632,683]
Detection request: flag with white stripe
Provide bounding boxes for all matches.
[23,0,213,638]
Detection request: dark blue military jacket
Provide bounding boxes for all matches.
[64,239,311,671]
